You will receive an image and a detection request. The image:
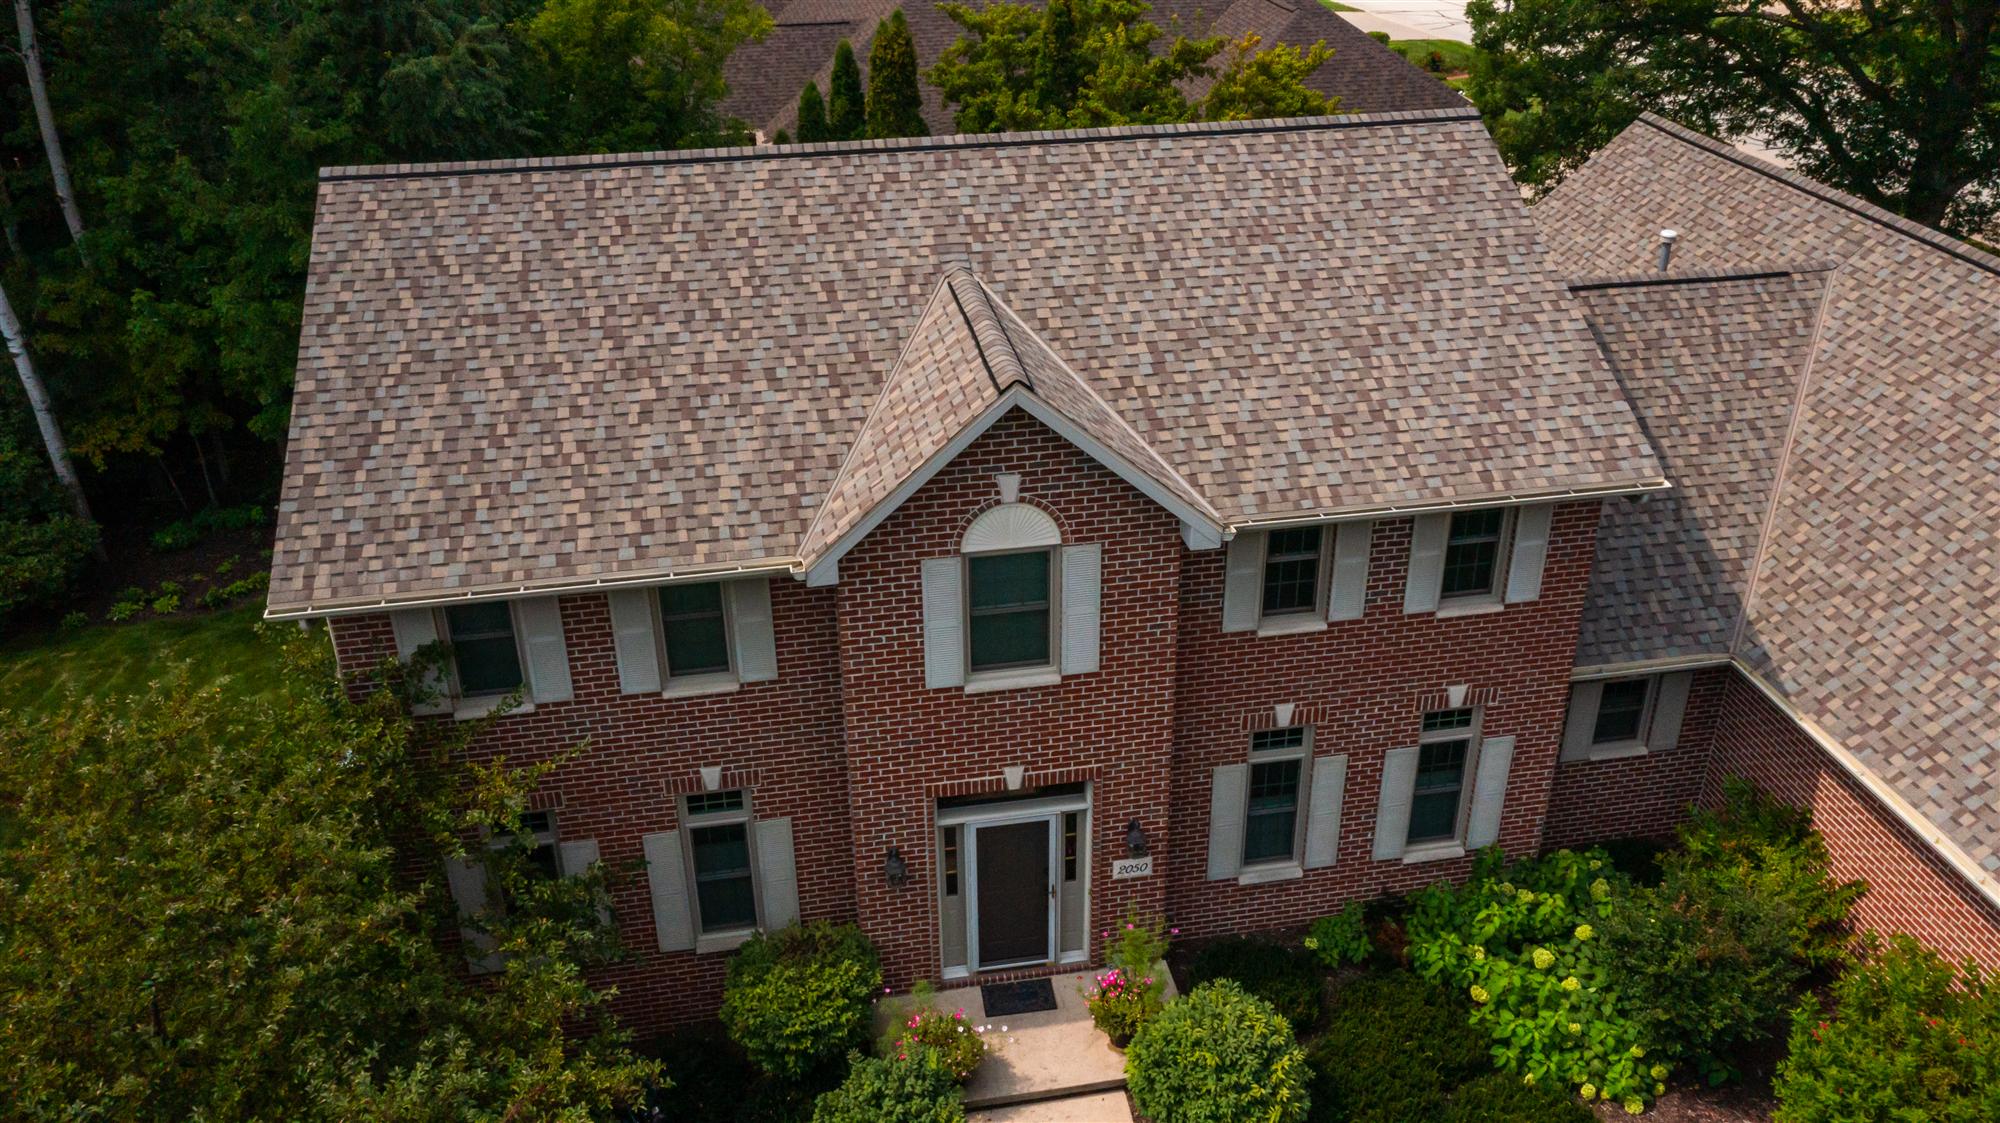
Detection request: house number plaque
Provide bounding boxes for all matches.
[1111,856,1154,879]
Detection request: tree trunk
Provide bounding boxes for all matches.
[13,0,86,254]
[0,274,101,551]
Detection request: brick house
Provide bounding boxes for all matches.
[270,108,2000,1034]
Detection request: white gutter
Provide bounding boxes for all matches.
[263,558,802,622]
[1569,653,1732,681]
[1228,478,1670,534]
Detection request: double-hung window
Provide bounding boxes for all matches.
[659,582,732,682]
[1591,678,1653,747]
[684,790,758,936]
[1440,510,1509,601]
[1243,727,1309,866]
[966,549,1054,673]
[1409,709,1476,845]
[1260,528,1324,618]
[444,603,525,697]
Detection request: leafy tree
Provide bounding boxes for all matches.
[829,39,866,139]
[522,0,774,154]
[798,80,832,142]
[929,0,1333,132]
[1464,0,2000,233]
[0,629,660,1120]
[866,10,928,138]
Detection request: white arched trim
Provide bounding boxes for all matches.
[962,503,1061,553]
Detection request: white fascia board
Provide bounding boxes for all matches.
[1570,654,1732,680]
[264,558,800,621]
[1229,479,1672,534]
[801,388,1227,586]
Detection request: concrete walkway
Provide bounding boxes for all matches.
[968,1090,1133,1122]
[875,965,1174,1113]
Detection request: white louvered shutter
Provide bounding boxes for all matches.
[1560,681,1604,762]
[1303,754,1348,869]
[559,837,609,925]
[1372,747,1420,860]
[392,609,451,714]
[921,557,965,689]
[1220,532,1264,632]
[516,598,574,704]
[642,830,695,952]
[729,579,779,683]
[1206,764,1248,880]
[1647,672,1694,752]
[607,590,661,694]
[755,817,800,930]
[1466,735,1516,849]
[444,855,500,971]
[1403,514,1449,614]
[1328,521,1372,622]
[1505,504,1554,603]
[1060,544,1101,675]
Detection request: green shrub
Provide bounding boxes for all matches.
[1126,980,1311,1123]
[1303,901,1371,968]
[1187,937,1323,1029]
[0,513,97,620]
[1441,1071,1595,1122]
[199,570,269,609]
[810,1050,963,1123]
[721,922,882,1083]
[1678,778,1865,969]
[1307,971,1489,1123]
[1774,935,2000,1123]
[1407,848,1664,1112]
[149,503,267,553]
[882,1007,985,1082]
[1084,911,1171,1042]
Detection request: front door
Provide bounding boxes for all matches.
[973,818,1052,968]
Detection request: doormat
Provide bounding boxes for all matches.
[981,978,1058,1017]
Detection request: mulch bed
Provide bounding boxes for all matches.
[66,524,273,622]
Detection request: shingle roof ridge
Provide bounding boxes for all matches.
[975,277,1224,522]
[1566,260,1841,291]
[318,108,1482,181]
[946,269,1031,393]
[1634,113,2000,278]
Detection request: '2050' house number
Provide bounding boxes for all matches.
[1111,856,1154,879]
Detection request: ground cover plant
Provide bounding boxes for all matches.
[1187,936,1324,1030]
[1305,970,1489,1123]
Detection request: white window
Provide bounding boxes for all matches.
[1591,678,1653,748]
[658,581,735,687]
[1409,709,1477,846]
[965,548,1056,674]
[1561,671,1694,762]
[393,597,573,717]
[605,579,778,697]
[1259,529,1326,619]
[1243,727,1311,866]
[1439,510,1511,603]
[443,603,526,698]
[682,790,760,937]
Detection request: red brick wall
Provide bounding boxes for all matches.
[833,409,1179,990]
[1704,673,2000,970]
[1164,501,1603,936]
[1542,666,1727,850]
[328,578,853,1036]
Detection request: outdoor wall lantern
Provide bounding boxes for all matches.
[1125,818,1149,857]
[884,846,908,888]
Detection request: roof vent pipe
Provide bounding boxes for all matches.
[1656,228,1679,271]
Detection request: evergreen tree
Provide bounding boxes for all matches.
[865,11,927,138]
[1033,0,1085,111]
[796,80,831,142]
[828,39,866,140]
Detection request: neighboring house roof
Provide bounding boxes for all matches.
[273,109,1664,617]
[1540,114,2000,880]
[720,0,1464,140]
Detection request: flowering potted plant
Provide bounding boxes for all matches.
[1082,911,1172,1048]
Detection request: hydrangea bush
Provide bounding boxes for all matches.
[1407,848,1664,1114]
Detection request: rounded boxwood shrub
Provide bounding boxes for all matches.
[1186,936,1324,1029]
[1307,971,1489,1123]
[810,1049,964,1123]
[1126,980,1311,1123]
[721,922,882,1082]
[1441,1071,1595,1122]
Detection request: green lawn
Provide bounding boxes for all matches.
[1387,38,1476,75]
[1319,1,1359,9]
[0,602,290,723]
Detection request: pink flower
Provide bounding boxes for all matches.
[1169,928,1180,935]
[1126,923,1135,930]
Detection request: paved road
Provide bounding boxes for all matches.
[1333,0,1472,42]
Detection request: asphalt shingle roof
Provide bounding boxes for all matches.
[274,110,1664,617]
[720,0,1464,140]
[1539,114,2000,878]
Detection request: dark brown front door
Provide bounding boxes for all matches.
[976,820,1050,967]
